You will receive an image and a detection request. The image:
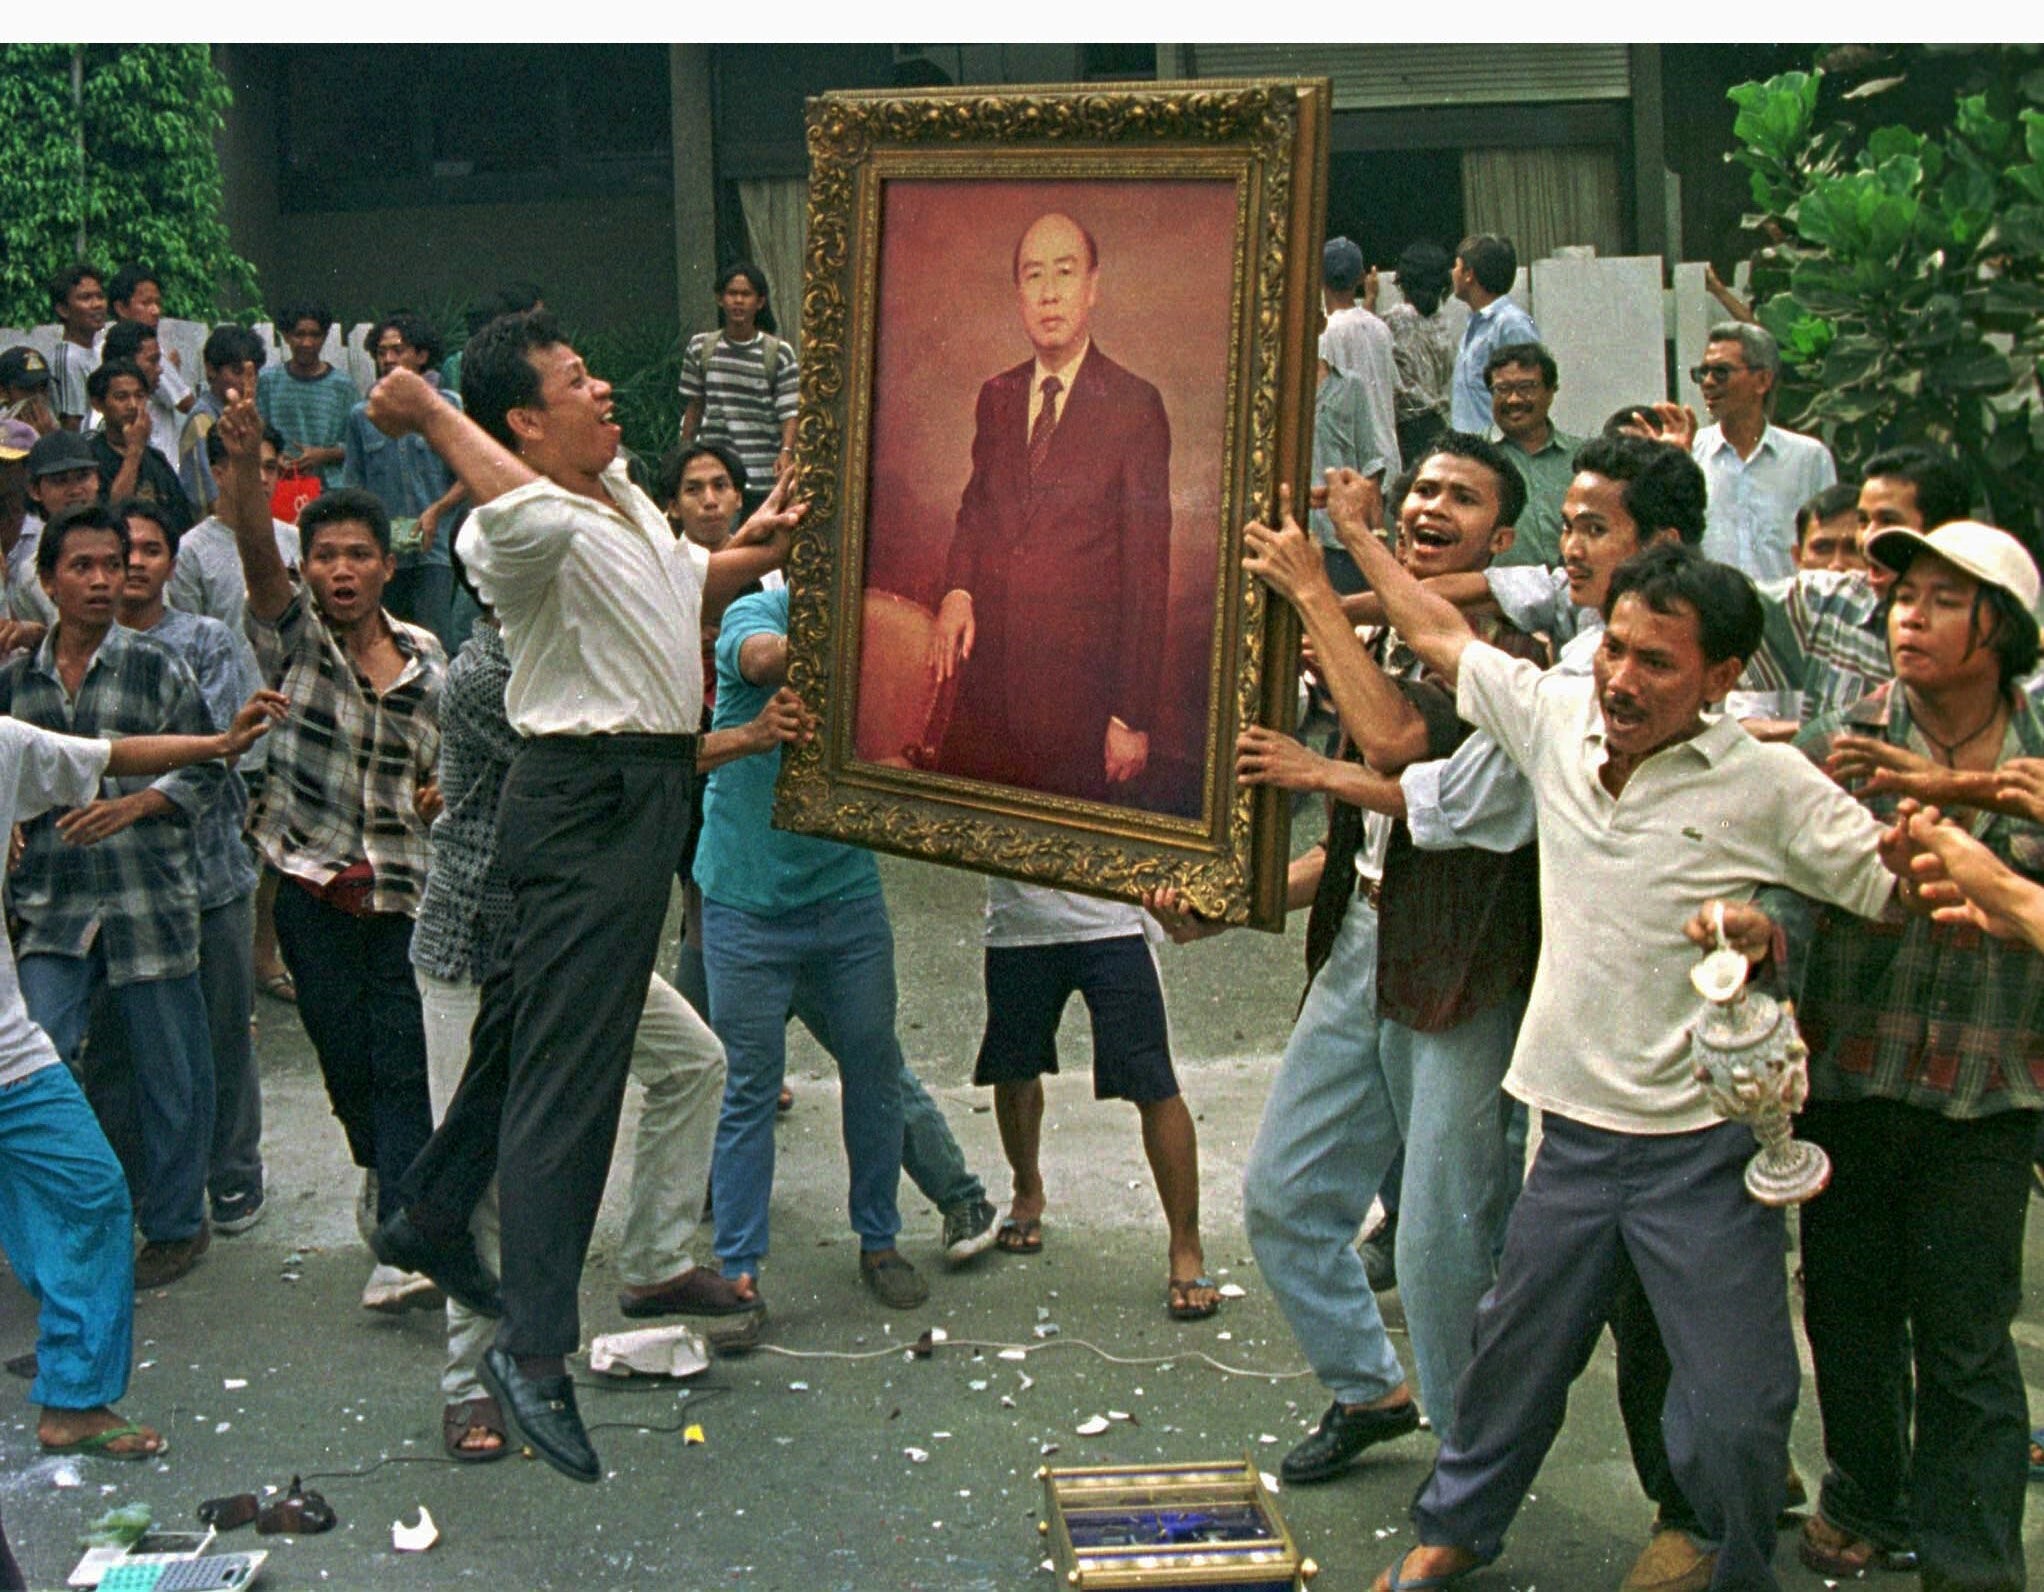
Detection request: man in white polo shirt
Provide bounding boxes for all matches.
[1339,531,1904,1592]
[365,310,800,1484]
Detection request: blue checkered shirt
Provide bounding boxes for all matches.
[129,607,262,910]
[0,624,224,983]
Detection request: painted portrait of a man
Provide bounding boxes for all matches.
[856,179,1237,820]
[926,211,1173,801]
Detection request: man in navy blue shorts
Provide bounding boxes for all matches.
[973,881,1214,1320]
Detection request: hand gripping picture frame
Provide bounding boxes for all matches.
[774,79,1329,929]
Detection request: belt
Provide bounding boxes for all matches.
[522,732,698,763]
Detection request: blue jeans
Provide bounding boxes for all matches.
[0,1066,134,1409]
[702,893,906,1279]
[679,924,982,1214]
[21,951,213,1243]
[1242,902,1515,1432]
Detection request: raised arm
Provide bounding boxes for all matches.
[365,368,537,509]
[1325,467,1479,685]
[1241,488,1431,772]
[703,474,807,623]
[215,390,296,623]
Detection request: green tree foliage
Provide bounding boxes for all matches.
[0,44,258,328]
[1728,50,2044,544]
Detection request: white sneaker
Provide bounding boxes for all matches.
[361,1262,442,1314]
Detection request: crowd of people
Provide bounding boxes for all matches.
[0,232,2036,1592]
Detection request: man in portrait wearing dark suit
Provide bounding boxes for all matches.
[928,211,1173,804]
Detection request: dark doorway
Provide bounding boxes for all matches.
[1325,148,1465,268]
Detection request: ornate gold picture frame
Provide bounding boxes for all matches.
[775,80,1328,929]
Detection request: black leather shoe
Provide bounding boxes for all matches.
[479,1347,599,1483]
[1279,1398,1421,1484]
[369,1210,503,1317]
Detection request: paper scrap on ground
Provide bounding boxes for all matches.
[1075,1416,1110,1436]
[588,1325,710,1380]
[392,1507,438,1552]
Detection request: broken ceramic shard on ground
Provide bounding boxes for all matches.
[1075,1415,1110,1436]
[1218,1283,1247,1299]
[392,1506,438,1551]
[587,1325,710,1380]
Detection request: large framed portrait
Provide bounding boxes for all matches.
[775,80,1329,929]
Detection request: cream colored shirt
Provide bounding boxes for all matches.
[1456,640,1895,1135]
[457,460,711,737]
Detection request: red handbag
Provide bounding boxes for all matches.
[271,468,321,523]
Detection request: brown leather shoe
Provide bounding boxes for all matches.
[134,1224,210,1290]
[1621,1529,1714,1592]
[618,1266,761,1319]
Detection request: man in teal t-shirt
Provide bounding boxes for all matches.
[695,586,925,1312]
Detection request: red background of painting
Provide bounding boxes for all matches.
[857,177,1240,816]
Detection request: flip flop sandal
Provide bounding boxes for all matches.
[993,1216,1043,1255]
[1798,1514,1915,1575]
[1167,1276,1220,1321]
[38,1419,164,1461]
[259,971,297,1004]
[1381,1548,1491,1589]
[443,1397,509,1463]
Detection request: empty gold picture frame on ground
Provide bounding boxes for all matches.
[775,79,1328,929]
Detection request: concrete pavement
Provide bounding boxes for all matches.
[3,849,2040,1590]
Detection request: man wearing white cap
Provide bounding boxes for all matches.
[1765,520,2042,1592]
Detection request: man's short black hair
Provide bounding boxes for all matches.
[1604,542,1764,667]
[370,311,445,373]
[102,319,155,366]
[1601,404,1662,440]
[461,310,566,451]
[112,494,182,554]
[203,324,267,374]
[1795,482,1862,543]
[1862,445,1972,530]
[298,486,392,555]
[658,439,749,506]
[1571,434,1707,547]
[465,281,546,337]
[87,358,146,405]
[107,264,159,312]
[278,303,335,337]
[1484,340,1558,390]
[1415,430,1528,534]
[49,263,103,309]
[38,503,129,578]
[1455,234,1517,296]
[205,421,285,468]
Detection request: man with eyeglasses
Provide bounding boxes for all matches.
[1483,341,1580,568]
[1689,322,1835,582]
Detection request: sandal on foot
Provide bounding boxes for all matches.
[39,1419,164,1461]
[1798,1514,1916,1575]
[2030,1430,2044,1481]
[1378,1547,1488,1589]
[443,1396,508,1463]
[993,1216,1043,1255]
[1167,1276,1220,1321]
[259,970,296,1004]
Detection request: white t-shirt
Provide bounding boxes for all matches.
[983,879,1159,950]
[0,720,113,1086]
[1455,639,1894,1135]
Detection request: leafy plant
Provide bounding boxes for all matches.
[1727,51,2044,547]
[0,44,259,329]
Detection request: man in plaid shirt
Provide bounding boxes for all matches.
[1753,520,2043,1592]
[214,389,447,1313]
[0,503,224,1290]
